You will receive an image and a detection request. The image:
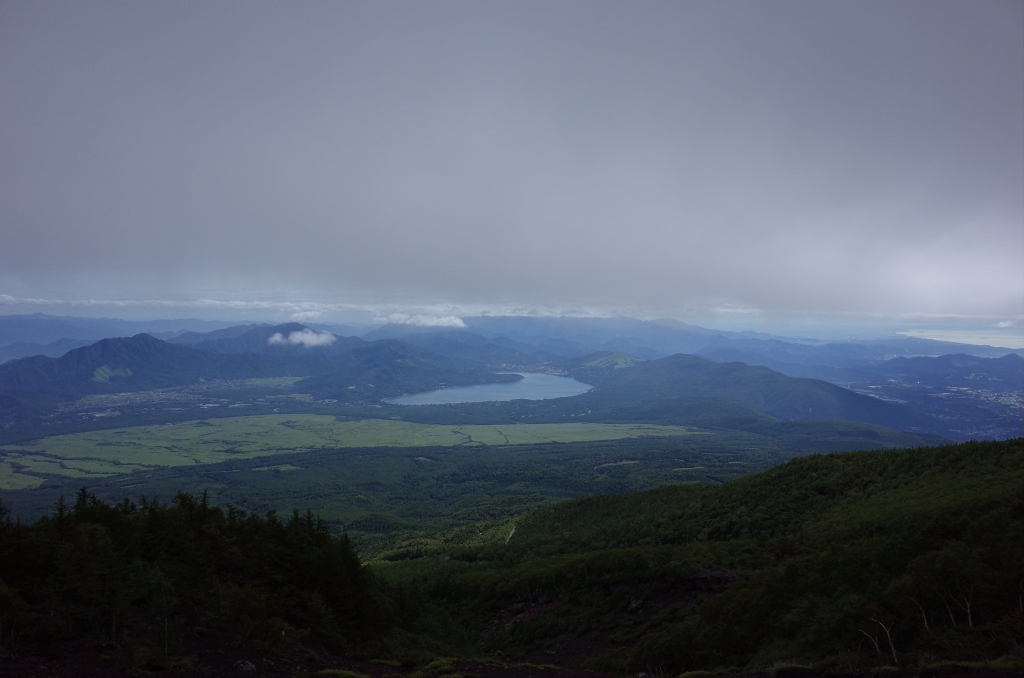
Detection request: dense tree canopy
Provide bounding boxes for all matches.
[0,488,398,661]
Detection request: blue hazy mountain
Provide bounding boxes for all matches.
[166,323,269,345]
[567,352,937,433]
[0,330,519,422]
[0,313,241,346]
[0,337,95,364]
[0,333,289,395]
[1,314,1019,441]
[180,323,365,356]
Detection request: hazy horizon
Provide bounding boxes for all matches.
[1,299,1022,349]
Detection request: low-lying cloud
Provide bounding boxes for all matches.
[0,294,613,320]
[267,328,336,348]
[386,313,466,328]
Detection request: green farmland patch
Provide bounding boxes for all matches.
[0,415,696,489]
[91,365,133,383]
[0,461,45,489]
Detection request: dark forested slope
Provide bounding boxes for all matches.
[0,440,1019,674]
[0,490,402,666]
[389,439,1023,672]
[0,333,290,396]
[567,353,936,432]
[0,333,517,422]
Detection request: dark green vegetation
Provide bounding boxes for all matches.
[0,439,1020,674]
[0,416,696,488]
[2,434,785,555]
[377,439,1023,671]
[0,489,400,670]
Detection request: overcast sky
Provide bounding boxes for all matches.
[1,1,1021,330]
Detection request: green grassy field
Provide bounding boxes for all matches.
[1,432,781,557]
[0,415,697,489]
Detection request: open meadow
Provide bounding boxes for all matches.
[0,414,697,489]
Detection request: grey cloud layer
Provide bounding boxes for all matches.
[1,1,1020,317]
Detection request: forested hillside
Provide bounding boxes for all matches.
[381,438,1023,672]
[566,353,935,431]
[0,489,405,668]
[1,440,1020,675]
[0,331,518,428]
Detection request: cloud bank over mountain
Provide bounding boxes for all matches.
[267,329,336,348]
[386,314,467,328]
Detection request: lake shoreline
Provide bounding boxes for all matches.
[385,372,593,406]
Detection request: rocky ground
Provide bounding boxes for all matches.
[1,639,1020,678]
[0,622,1019,678]
[0,628,613,678]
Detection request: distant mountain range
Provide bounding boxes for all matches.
[566,352,936,433]
[0,326,515,419]
[5,313,1020,364]
[0,313,242,346]
[169,323,366,356]
[0,314,1019,441]
[831,352,1024,389]
[0,333,291,395]
[0,314,364,362]
[360,316,1021,371]
[0,337,95,363]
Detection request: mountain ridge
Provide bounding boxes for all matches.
[567,352,937,433]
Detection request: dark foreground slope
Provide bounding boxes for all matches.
[0,441,1020,677]
[382,439,1024,672]
[0,490,405,668]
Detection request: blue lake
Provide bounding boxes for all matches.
[385,372,593,405]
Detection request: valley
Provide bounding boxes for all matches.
[4,6,1020,675]
[0,313,1020,675]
